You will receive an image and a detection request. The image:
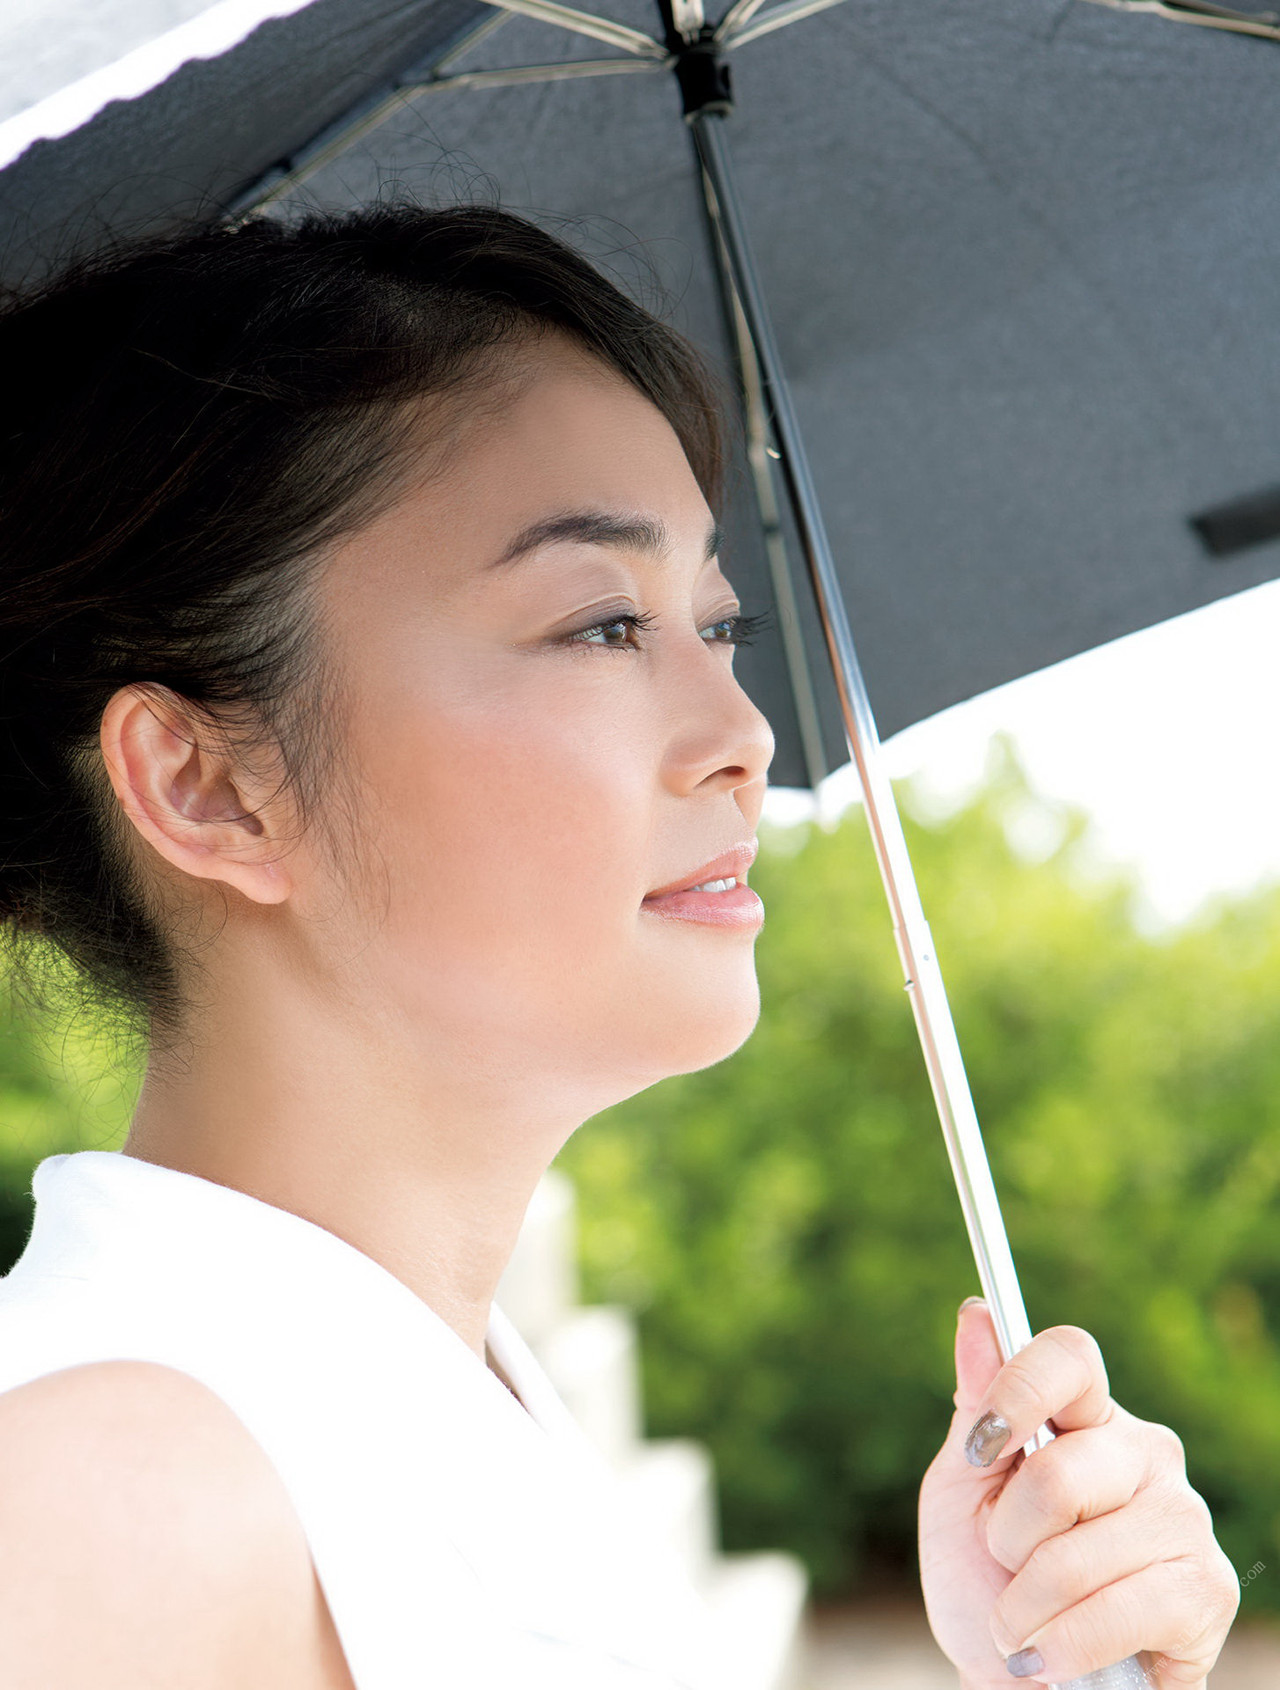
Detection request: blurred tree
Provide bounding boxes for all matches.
[0,956,137,1267]
[556,739,1280,1608]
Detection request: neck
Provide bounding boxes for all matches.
[123,984,581,1361]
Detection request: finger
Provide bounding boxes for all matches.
[983,1412,1152,1573]
[963,1325,1112,1471]
[988,1480,1217,1660]
[952,1296,1004,1415]
[987,1550,1241,1686]
[933,1298,1008,1481]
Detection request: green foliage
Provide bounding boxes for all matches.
[0,955,136,1270]
[556,741,1280,1608]
[3,741,1280,1611]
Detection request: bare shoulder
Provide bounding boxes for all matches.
[0,1360,355,1690]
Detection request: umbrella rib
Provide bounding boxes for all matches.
[477,0,669,59]
[223,0,668,223]
[227,51,661,216]
[418,57,669,91]
[429,7,517,76]
[224,84,430,214]
[712,0,773,42]
[1083,0,1280,39]
[721,0,855,51]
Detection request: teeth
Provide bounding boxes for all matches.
[690,878,737,893]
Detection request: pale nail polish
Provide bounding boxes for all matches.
[1006,1647,1045,1677]
[964,1409,1011,1467]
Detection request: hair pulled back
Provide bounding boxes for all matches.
[0,200,726,1039]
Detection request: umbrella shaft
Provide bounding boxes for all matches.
[689,109,1034,1365]
[689,113,1162,1689]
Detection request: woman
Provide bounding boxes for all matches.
[0,202,1239,1688]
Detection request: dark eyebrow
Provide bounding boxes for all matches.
[487,509,723,571]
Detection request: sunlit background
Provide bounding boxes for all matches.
[766,573,1280,931]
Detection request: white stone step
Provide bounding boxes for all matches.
[500,1175,810,1690]
[612,1437,721,1597]
[702,1551,811,1690]
[534,1304,643,1471]
[495,1170,578,1348]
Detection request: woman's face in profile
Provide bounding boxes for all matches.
[312,332,775,1110]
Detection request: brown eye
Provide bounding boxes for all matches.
[569,610,658,650]
[701,612,768,647]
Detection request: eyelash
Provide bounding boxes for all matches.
[567,609,771,652]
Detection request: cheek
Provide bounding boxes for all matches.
[355,658,650,993]
[332,645,761,1084]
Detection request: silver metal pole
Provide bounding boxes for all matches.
[691,107,1036,1372]
[689,105,1156,1690]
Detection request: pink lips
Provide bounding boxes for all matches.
[641,841,765,929]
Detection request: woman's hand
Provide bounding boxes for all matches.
[917,1298,1240,1688]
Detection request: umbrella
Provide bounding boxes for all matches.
[5,5,1278,1680]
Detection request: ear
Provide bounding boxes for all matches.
[98,684,293,906]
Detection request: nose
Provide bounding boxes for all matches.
[661,642,776,801]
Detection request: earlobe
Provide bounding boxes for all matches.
[98,684,293,906]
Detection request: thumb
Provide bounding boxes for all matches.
[953,1296,1004,1417]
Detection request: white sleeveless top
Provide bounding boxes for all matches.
[0,1150,723,1690]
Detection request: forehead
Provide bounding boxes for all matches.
[338,338,716,594]
[446,334,695,487]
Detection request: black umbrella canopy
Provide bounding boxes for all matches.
[6,0,1280,790]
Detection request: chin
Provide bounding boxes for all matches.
[638,969,762,1082]
[582,987,760,1119]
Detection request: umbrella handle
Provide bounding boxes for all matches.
[1053,1658,1158,1689]
[686,107,1158,1690]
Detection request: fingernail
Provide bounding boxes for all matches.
[964,1409,1011,1467]
[957,1295,985,1320]
[1006,1647,1045,1678]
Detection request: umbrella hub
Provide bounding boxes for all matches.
[655,3,734,120]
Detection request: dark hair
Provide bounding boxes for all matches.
[0,200,727,1043]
